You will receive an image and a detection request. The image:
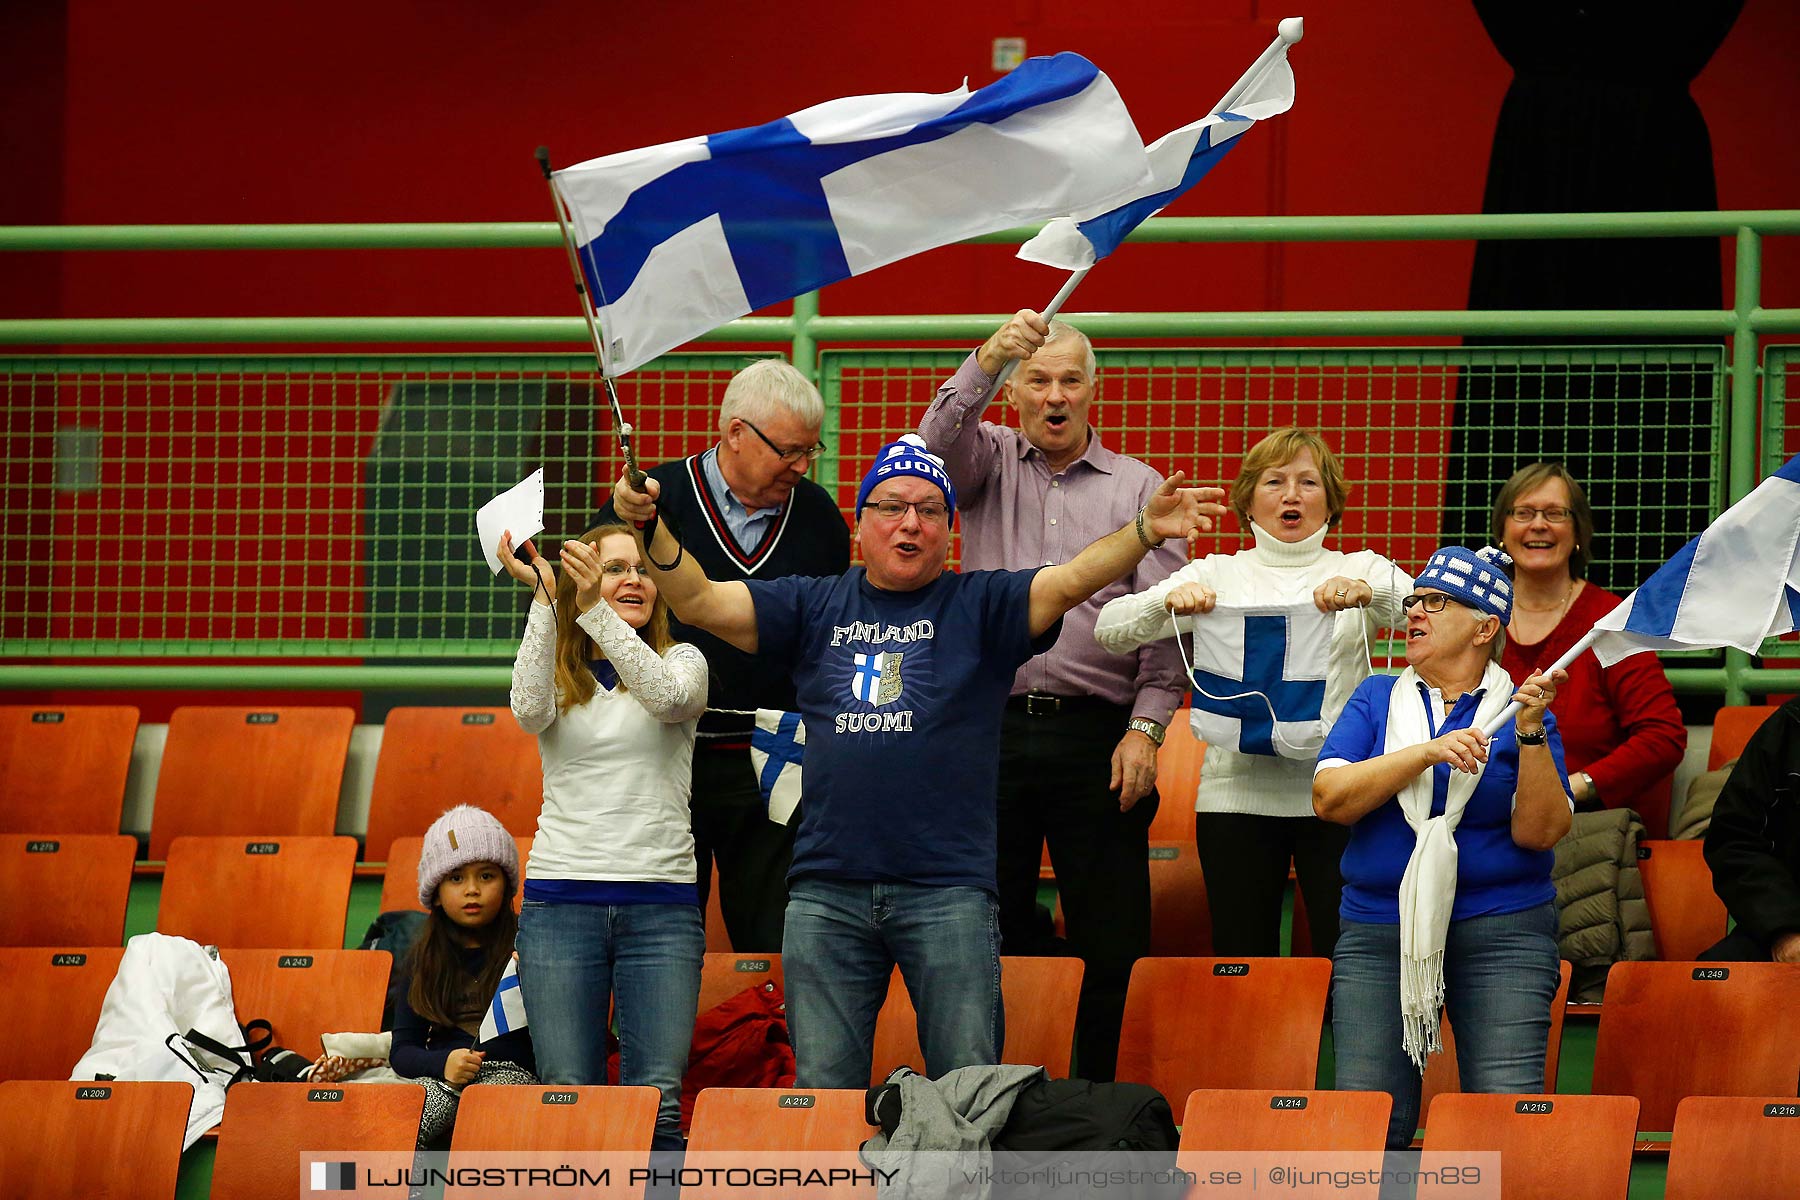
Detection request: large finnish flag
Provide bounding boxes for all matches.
[750,709,804,826]
[478,957,526,1042]
[553,54,1152,376]
[1017,42,1294,270]
[1182,601,1332,759]
[1591,454,1800,666]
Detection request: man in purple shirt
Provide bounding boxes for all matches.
[918,309,1188,1081]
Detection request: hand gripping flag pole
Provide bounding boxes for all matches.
[991,16,1305,393]
[535,145,648,493]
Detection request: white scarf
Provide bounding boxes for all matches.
[1385,660,1513,1071]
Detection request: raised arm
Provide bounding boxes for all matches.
[1029,473,1225,638]
[1509,669,1575,850]
[917,310,1049,494]
[609,473,759,653]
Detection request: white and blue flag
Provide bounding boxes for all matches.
[552,54,1152,376]
[1180,601,1332,760]
[750,708,804,826]
[478,957,526,1042]
[1017,41,1295,270]
[1591,454,1800,667]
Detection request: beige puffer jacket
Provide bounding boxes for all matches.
[1551,808,1655,1002]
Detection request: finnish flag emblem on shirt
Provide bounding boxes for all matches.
[851,651,905,706]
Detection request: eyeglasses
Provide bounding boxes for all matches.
[739,418,827,466]
[868,498,950,525]
[1400,593,1466,614]
[1505,505,1573,525]
[600,560,646,579]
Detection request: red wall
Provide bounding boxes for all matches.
[8,0,1796,325]
[4,2,1798,720]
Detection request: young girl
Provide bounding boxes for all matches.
[394,803,536,1146]
[497,523,708,1151]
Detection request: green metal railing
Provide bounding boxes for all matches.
[3,211,1798,697]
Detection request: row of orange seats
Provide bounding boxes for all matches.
[8,943,1799,1141]
[3,1080,1796,1199]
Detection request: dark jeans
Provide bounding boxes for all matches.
[1193,810,1350,959]
[1332,901,1561,1149]
[995,699,1153,1082]
[692,745,795,952]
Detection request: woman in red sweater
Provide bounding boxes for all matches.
[1490,463,1688,837]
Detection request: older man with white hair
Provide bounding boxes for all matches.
[592,358,849,952]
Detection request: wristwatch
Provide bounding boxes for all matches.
[1515,725,1548,746]
[1579,771,1599,801]
[1128,717,1167,746]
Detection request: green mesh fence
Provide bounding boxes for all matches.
[824,345,1725,594]
[1760,344,1800,663]
[0,343,1739,662]
[0,353,776,656]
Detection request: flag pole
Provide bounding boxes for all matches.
[1479,626,1601,738]
[535,146,648,491]
[990,16,1305,394]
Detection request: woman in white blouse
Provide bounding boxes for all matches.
[497,524,709,1151]
[1095,428,1411,960]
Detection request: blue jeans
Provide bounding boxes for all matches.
[1332,901,1560,1148]
[783,878,1003,1089]
[515,900,703,1150]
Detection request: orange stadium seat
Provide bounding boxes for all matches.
[0,833,136,947]
[1590,960,1800,1133]
[1150,716,1204,841]
[219,948,391,1061]
[1664,1096,1800,1200]
[0,1079,191,1200]
[1146,840,1212,956]
[1638,839,1729,961]
[1418,1093,1639,1200]
[685,1089,873,1200]
[1708,704,1780,770]
[697,951,785,1016]
[147,705,352,860]
[1117,957,1331,1110]
[0,705,139,836]
[5,946,125,1083]
[210,1081,423,1199]
[159,835,356,949]
[447,1085,658,1200]
[1178,1087,1391,1152]
[363,706,542,862]
[870,955,1084,1085]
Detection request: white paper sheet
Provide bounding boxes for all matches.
[476,468,546,574]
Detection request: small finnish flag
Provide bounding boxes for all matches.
[1182,600,1332,760]
[479,958,526,1042]
[750,709,805,826]
[310,1161,356,1191]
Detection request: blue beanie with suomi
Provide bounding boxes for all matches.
[1414,544,1515,623]
[855,434,958,525]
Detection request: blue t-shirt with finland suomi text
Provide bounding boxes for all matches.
[747,566,1058,892]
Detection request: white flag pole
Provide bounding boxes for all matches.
[990,16,1305,394]
[1480,625,1601,738]
[535,146,648,491]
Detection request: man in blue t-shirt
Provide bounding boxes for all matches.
[609,434,1223,1087]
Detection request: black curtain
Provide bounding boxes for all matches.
[1446,0,1743,591]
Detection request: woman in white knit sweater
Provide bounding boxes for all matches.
[497,523,708,1151]
[1095,429,1410,959]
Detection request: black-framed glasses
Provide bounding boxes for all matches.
[1505,505,1573,525]
[739,418,826,466]
[1401,592,1465,614]
[869,498,950,525]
